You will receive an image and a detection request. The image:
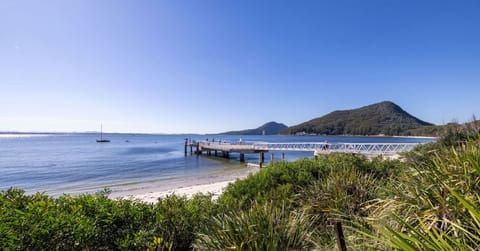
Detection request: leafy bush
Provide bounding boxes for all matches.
[218,154,374,211]
[217,158,320,210]
[149,193,219,250]
[0,189,217,250]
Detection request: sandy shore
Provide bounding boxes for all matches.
[110,165,259,203]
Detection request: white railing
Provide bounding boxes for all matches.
[195,141,421,155]
[252,142,420,155]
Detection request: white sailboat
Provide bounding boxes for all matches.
[96,124,110,143]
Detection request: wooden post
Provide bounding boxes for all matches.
[259,152,264,165]
[334,221,347,251]
[196,142,200,155]
[240,153,245,162]
[281,152,285,161]
[270,153,274,163]
[184,139,188,156]
[214,150,217,156]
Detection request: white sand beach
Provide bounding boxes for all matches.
[111,165,260,203]
[124,180,234,203]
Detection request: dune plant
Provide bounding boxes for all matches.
[302,166,378,219]
[194,202,317,250]
[352,136,480,250]
[300,161,388,248]
[438,118,480,147]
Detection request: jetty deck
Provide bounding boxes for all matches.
[198,141,268,154]
[185,139,422,165]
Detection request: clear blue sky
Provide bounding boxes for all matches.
[1,0,479,133]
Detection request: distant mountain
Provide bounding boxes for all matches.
[280,101,434,136]
[222,121,288,135]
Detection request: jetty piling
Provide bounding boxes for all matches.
[186,139,268,164]
[184,139,188,156]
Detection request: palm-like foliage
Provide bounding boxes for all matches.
[353,137,480,250]
[194,203,317,250]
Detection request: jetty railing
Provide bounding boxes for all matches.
[187,139,423,159]
[251,142,420,155]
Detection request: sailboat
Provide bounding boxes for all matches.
[96,124,110,143]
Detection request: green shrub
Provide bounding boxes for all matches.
[218,154,374,211]
[150,193,218,251]
[0,189,217,250]
[217,158,318,210]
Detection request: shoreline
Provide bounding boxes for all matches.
[110,165,259,203]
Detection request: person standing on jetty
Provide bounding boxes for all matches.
[323,140,329,150]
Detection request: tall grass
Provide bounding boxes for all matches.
[352,136,480,250]
[194,202,317,250]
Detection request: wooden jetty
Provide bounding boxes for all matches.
[185,139,269,165]
[185,139,423,166]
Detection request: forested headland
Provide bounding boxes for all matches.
[280,101,434,136]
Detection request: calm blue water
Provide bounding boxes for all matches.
[0,133,434,196]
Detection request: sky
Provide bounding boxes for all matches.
[1,0,479,134]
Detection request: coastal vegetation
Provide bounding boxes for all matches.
[1,124,480,250]
[405,119,480,137]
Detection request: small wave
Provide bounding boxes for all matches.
[124,147,176,155]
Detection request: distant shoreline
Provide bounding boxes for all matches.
[277,133,438,139]
[392,135,438,139]
[1,131,439,138]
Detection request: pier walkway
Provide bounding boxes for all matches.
[186,139,422,164]
[254,142,419,156]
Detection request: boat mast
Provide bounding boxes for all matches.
[100,124,103,140]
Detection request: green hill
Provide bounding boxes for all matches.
[280,101,433,136]
[222,121,288,135]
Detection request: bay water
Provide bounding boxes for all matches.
[0,133,433,196]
